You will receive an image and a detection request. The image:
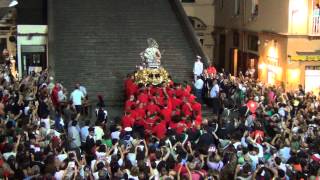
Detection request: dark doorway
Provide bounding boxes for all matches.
[21,45,47,76]
[237,51,259,78]
[0,38,7,52]
[218,34,226,71]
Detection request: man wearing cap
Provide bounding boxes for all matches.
[193,56,204,81]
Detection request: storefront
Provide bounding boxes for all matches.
[258,36,285,86]
[17,25,48,78]
[289,55,320,95]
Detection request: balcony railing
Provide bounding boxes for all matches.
[312,16,320,35]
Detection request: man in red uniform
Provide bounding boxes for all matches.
[144,113,159,135]
[152,119,167,140]
[121,111,135,128]
[137,90,149,106]
[135,103,146,121]
[169,117,186,135]
[146,100,160,115]
[182,98,193,117]
[160,103,172,124]
[192,100,202,116]
[125,95,136,110]
[175,84,184,98]
[153,93,164,107]
[126,75,138,98]
[171,94,182,110]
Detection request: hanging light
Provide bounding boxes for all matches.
[9,0,18,7]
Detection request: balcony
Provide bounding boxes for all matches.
[311,16,320,36]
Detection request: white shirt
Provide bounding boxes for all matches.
[54,170,65,180]
[193,60,203,76]
[80,126,89,143]
[127,153,137,166]
[68,126,81,148]
[57,153,68,162]
[3,152,16,160]
[41,117,51,130]
[96,109,108,119]
[210,84,220,98]
[96,151,107,161]
[248,153,259,170]
[94,126,105,141]
[194,78,204,90]
[278,147,291,163]
[79,86,87,96]
[111,131,121,140]
[70,89,84,106]
[58,90,66,102]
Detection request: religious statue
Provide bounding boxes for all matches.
[135,38,169,86]
[140,38,161,69]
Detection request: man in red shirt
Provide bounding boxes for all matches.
[146,100,160,115]
[135,103,146,121]
[152,119,167,140]
[175,84,184,98]
[126,76,138,98]
[160,104,172,124]
[191,98,202,115]
[121,111,135,128]
[172,107,182,117]
[166,86,175,98]
[137,90,149,106]
[194,111,202,127]
[154,86,164,97]
[124,75,133,97]
[147,85,157,96]
[51,83,60,110]
[169,120,186,135]
[171,94,182,110]
[144,113,159,135]
[125,95,136,110]
[183,82,192,98]
[182,98,193,117]
[129,106,138,120]
[153,93,164,107]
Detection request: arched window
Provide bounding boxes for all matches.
[188,16,207,30]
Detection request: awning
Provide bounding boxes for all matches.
[291,55,320,61]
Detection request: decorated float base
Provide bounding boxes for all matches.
[134,68,170,86]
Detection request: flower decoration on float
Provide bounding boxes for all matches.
[134,68,170,86]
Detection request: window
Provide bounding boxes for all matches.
[233,32,239,47]
[306,66,320,70]
[251,0,259,16]
[312,0,320,34]
[0,38,7,52]
[181,0,195,3]
[219,0,224,9]
[188,17,195,28]
[235,0,240,15]
[200,39,204,46]
[248,35,259,52]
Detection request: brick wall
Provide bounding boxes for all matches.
[48,0,196,106]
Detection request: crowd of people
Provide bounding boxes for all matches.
[0,54,318,180]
